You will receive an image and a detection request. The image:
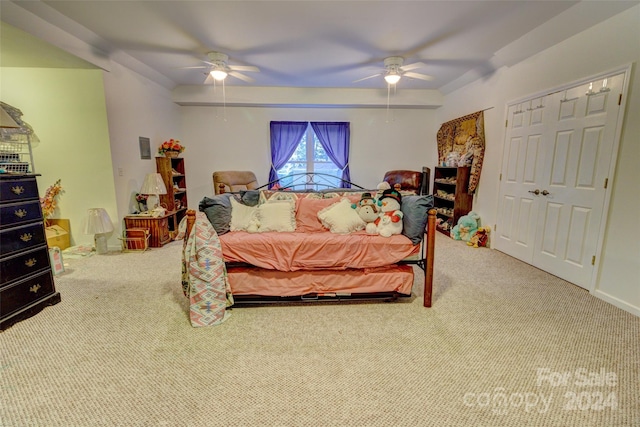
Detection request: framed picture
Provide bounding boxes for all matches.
[139,137,151,159]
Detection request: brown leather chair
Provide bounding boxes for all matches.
[383,167,430,195]
[213,171,259,194]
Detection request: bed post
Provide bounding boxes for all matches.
[185,209,197,241]
[423,208,436,307]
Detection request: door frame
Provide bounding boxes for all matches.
[498,63,632,293]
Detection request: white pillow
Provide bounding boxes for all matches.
[256,200,296,232]
[230,197,258,231]
[317,198,366,234]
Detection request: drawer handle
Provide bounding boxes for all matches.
[29,284,41,293]
[20,233,33,242]
[14,208,28,218]
[25,258,37,268]
[11,186,25,195]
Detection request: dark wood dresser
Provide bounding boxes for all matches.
[1,174,61,330]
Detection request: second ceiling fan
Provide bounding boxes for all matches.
[354,56,433,85]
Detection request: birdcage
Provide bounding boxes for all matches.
[0,102,37,174]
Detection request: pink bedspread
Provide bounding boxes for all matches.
[220,231,418,271]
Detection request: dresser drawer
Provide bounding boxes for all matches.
[1,246,51,286]
[0,200,43,229]
[0,177,39,202]
[0,222,46,257]
[0,270,55,319]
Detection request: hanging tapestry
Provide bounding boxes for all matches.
[436,110,485,194]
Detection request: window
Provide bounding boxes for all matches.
[276,124,341,189]
[269,121,351,189]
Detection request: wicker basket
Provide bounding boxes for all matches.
[164,151,179,158]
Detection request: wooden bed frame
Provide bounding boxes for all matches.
[184,174,436,307]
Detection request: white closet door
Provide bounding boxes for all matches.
[495,99,549,263]
[496,72,626,290]
[532,74,624,288]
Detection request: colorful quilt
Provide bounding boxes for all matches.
[180,212,234,327]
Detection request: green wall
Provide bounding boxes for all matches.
[1,67,118,247]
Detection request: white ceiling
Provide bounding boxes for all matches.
[2,1,638,92]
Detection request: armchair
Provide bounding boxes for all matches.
[213,171,259,194]
[383,167,430,195]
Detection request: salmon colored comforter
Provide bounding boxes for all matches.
[219,231,419,272]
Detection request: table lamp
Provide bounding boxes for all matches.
[140,173,167,211]
[85,208,114,254]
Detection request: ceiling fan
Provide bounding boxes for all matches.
[354,56,433,85]
[183,52,260,84]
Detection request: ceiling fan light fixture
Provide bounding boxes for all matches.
[211,69,228,81]
[384,72,401,85]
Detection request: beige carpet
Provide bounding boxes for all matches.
[1,234,638,426]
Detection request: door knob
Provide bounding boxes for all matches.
[528,189,540,195]
[541,190,550,196]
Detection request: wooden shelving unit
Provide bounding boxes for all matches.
[432,166,473,235]
[155,156,188,232]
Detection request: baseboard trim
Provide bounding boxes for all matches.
[592,290,639,317]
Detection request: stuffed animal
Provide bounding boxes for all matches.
[467,226,490,248]
[352,192,379,226]
[450,211,480,242]
[371,188,403,237]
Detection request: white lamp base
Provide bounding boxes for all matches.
[95,234,109,254]
[146,194,159,210]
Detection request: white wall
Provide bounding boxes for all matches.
[181,106,439,206]
[440,6,640,314]
[102,60,182,237]
[1,67,116,247]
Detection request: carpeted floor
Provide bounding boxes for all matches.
[1,234,638,426]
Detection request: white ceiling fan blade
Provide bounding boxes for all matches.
[403,71,434,81]
[229,65,260,73]
[228,71,255,83]
[401,61,427,72]
[179,65,209,69]
[353,73,382,83]
[204,73,215,85]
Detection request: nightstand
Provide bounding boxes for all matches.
[123,212,173,248]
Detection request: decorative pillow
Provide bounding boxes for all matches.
[199,194,232,235]
[255,200,296,232]
[259,190,299,204]
[230,197,259,232]
[401,195,434,244]
[237,190,261,207]
[295,197,338,232]
[317,198,366,234]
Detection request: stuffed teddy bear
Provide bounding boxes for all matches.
[450,211,480,242]
[467,226,490,248]
[370,188,403,237]
[352,192,379,227]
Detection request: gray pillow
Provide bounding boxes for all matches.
[238,190,260,206]
[401,195,434,244]
[199,194,233,235]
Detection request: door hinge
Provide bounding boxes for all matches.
[618,94,622,105]
[505,119,508,128]
[494,224,497,232]
[592,255,596,265]
[604,178,608,189]
[499,173,502,181]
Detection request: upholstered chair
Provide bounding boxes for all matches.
[213,171,259,194]
[383,167,430,195]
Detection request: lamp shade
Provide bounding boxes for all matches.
[140,173,167,195]
[85,208,114,234]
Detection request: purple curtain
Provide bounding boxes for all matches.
[269,121,308,186]
[310,122,351,187]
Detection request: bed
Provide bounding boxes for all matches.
[180,172,436,325]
